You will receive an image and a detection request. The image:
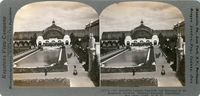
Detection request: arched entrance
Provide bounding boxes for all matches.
[154,40,157,45]
[102,43,107,47]
[14,42,19,47]
[38,41,42,46]
[45,41,49,46]
[57,40,62,46]
[65,40,69,45]
[107,43,111,47]
[24,42,28,47]
[112,43,116,46]
[127,41,130,45]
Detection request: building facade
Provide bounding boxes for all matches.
[101,20,183,47]
[13,19,99,47]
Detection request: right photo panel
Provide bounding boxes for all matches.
[100,1,185,87]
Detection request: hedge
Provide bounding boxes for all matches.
[101,78,158,87]
[14,78,70,87]
[13,65,68,73]
[101,64,155,73]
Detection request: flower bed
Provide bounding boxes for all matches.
[101,64,155,73]
[13,65,68,73]
[14,78,70,87]
[101,78,158,87]
[101,67,133,73]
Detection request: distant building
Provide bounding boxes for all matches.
[173,21,185,42]
[101,20,184,47]
[13,19,99,47]
[85,20,99,42]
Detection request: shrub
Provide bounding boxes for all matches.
[101,65,156,73]
[176,56,185,86]
[101,78,158,87]
[89,55,99,86]
[13,65,68,73]
[14,78,70,87]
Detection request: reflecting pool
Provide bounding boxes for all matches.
[14,48,60,67]
[104,48,148,67]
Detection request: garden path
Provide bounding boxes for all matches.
[65,45,95,87]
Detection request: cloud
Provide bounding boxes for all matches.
[100,1,184,37]
[14,1,98,32]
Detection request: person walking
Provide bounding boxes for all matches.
[73,65,78,76]
[161,65,165,75]
[45,68,48,76]
[133,68,135,76]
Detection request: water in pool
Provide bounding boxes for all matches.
[103,48,148,67]
[15,48,60,67]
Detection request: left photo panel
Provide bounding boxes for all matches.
[13,1,100,87]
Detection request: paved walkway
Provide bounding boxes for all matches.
[101,45,182,87]
[64,45,95,87]
[13,45,95,87]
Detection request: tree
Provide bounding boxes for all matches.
[30,37,33,45]
[33,33,37,46]
[176,56,185,86]
[122,33,125,46]
[158,33,164,47]
[30,33,37,46]
[94,36,99,42]
[118,37,122,46]
[82,35,89,43]
[118,33,125,46]
[83,54,89,71]
[89,55,99,86]
[171,52,177,71]
[170,35,177,46]
[70,33,75,46]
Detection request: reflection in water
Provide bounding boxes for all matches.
[15,49,60,67]
[104,48,148,67]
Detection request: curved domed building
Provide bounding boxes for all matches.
[101,20,183,47]
[125,20,159,46]
[13,19,99,47]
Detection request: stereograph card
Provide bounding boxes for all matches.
[0,0,199,96]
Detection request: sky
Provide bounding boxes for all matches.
[100,1,184,37]
[13,1,98,33]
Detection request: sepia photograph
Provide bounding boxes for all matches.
[13,1,100,87]
[100,1,185,87]
[0,0,200,95]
